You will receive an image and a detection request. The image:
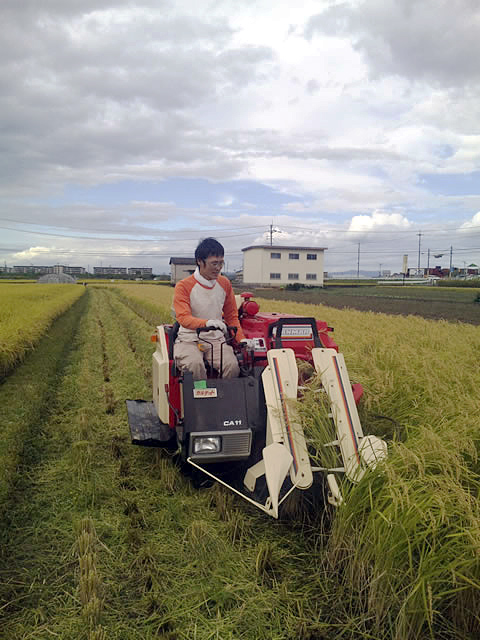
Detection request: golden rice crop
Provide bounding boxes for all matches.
[0,283,85,376]
[110,282,175,311]
[104,283,173,325]
[258,298,480,638]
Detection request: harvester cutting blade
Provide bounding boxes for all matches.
[263,442,293,518]
[312,348,388,483]
[358,435,387,468]
[262,349,313,490]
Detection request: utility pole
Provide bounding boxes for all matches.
[357,243,360,278]
[417,232,423,273]
[449,246,453,277]
[427,248,430,274]
[379,263,382,277]
[268,223,281,246]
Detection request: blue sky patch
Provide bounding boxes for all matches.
[47,178,305,210]
[419,171,480,196]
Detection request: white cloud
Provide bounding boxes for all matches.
[348,211,412,234]
[459,211,480,232]
[217,195,235,207]
[1,1,480,274]
[13,246,54,260]
[305,0,480,87]
[0,3,275,196]
[129,201,174,209]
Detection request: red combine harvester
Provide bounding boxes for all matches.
[126,293,387,518]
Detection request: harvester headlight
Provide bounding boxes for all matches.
[193,436,221,454]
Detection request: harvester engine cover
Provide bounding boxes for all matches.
[181,371,266,463]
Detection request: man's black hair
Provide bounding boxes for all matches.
[195,237,224,265]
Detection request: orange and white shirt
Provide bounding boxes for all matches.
[173,268,245,343]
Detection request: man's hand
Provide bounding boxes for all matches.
[240,338,255,350]
[206,319,227,332]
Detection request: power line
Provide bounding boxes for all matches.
[0,225,155,242]
[0,225,265,242]
[0,217,267,237]
[3,224,479,253]
[2,216,480,241]
[280,223,480,234]
[3,244,480,258]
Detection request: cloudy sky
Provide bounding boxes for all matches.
[1,0,479,275]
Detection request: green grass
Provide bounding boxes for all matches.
[437,278,480,288]
[255,284,479,302]
[332,285,478,302]
[248,285,480,324]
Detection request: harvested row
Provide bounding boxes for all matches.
[104,283,480,639]
[0,283,85,378]
[0,287,115,638]
[0,292,87,509]
[83,288,331,638]
[0,287,332,640]
[109,282,175,323]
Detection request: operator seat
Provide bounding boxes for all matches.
[167,321,222,378]
[167,322,180,361]
[167,321,244,379]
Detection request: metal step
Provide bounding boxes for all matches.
[126,399,176,447]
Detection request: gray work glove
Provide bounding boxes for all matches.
[240,338,256,350]
[206,319,227,332]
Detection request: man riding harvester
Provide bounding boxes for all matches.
[126,238,387,518]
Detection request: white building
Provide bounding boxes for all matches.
[169,257,197,285]
[242,245,326,286]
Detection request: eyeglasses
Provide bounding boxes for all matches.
[206,260,224,268]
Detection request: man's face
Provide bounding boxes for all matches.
[198,254,224,280]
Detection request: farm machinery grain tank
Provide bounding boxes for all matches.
[126,293,387,518]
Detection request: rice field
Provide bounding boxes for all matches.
[108,284,480,637]
[0,283,85,378]
[0,283,479,639]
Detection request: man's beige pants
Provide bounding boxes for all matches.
[174,338,240,380]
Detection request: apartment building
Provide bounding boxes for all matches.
[242,245,326,286]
